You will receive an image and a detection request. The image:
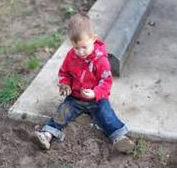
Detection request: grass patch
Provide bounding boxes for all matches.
[27,57,40,69]
[0,31,61,55]
[64,5,76,16]
[133,137,147,158]
[0,47,8,55]
[59,163,73,168]
[14,31,61,55]
[0,0,16,16]
[157,145,169,165]
[0,76,26,107]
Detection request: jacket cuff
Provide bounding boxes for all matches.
[57,80,71,87]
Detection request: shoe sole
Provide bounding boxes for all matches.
[114,137,135,154]
[34,131,50,150]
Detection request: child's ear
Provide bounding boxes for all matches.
[92,34,98,42]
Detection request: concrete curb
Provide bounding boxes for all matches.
[129,127,177,143]
[106,0,152,76]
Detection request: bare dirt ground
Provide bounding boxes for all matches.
[1,108,177,168]
[0,0,177,168]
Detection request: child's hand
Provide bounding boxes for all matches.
[81,89,95,99]
[58,84,71,96]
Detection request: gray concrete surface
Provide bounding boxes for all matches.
[8,0,177,142]
[110,0,177,142]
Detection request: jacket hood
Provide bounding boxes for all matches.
[88,39,107,61]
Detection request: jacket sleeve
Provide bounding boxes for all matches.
[93,57,113,101]
[58,52,72,87]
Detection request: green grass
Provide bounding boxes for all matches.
[14,31,61,55]
[0,76,26,107]
[64,6,76,16]
[0,47,7,55]
[0,0,16,16]
[157,145,169,165]
[59,163,73,168]
[0,31,61,55]
[27,58,40,69]
[132,137,147,158]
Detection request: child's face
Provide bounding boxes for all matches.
[71,33,96,59]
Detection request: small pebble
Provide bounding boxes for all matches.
[147,32,151,36]
[148,20,156,27]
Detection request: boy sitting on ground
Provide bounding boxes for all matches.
[34,13,135,153]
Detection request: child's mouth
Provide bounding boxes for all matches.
[80,55,88,59]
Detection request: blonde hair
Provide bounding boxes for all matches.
[68,13,93,43]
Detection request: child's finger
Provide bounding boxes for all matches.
[66,89,69,96]
[62,89,66,96]
[81,90,87,97]
[69,88,71,95]
[66,88,70,96]
[60,90,64,96]
[64,89,68,96]
[82,89,89,94]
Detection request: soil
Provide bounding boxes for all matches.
[0,0,177,168]
[1,108,177,168]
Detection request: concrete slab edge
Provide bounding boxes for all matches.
[106,0,153,76]
[8,108,177,143]
[8,109,50,124]
[128,127,177,143]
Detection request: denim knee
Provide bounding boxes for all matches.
[42,96,82,140]
[93,99,128,139]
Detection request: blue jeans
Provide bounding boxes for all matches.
[42,96,129,142]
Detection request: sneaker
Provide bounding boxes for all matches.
[34,131,51,150]
[113,135,135,154]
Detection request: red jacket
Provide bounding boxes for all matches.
[58,40,113,102]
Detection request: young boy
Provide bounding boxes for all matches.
[35,13,135,153]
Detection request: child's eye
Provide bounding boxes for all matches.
[74,47,79,50]
[82,46,87,49]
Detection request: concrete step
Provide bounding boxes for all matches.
[106,0,152,76]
